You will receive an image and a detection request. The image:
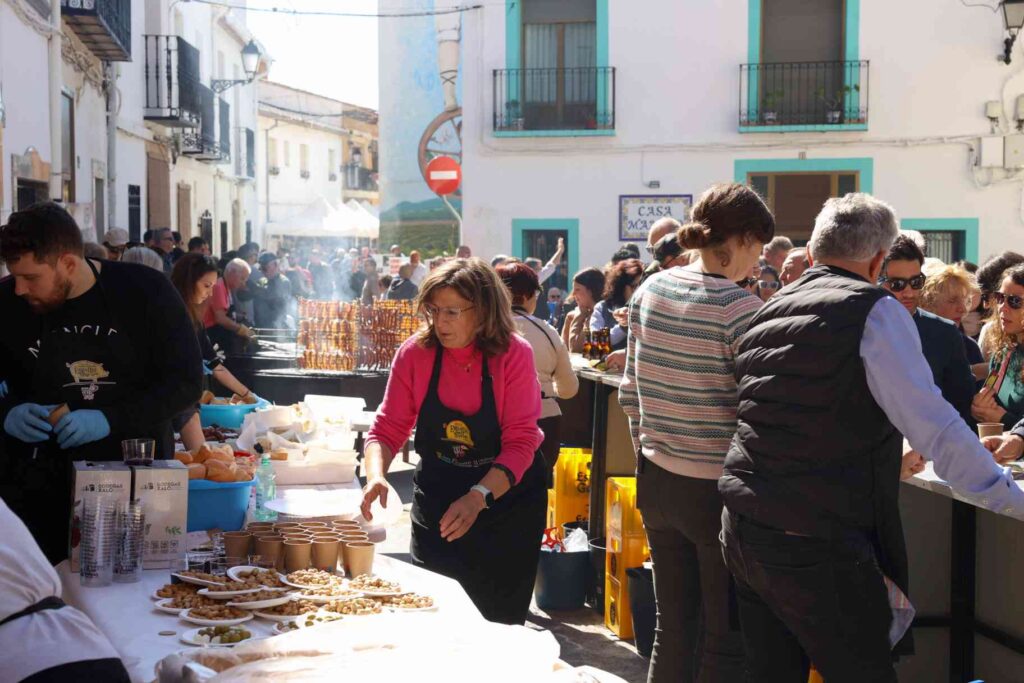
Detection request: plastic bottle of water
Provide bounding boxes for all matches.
[253,454,278,522]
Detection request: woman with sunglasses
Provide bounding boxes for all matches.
[756,264,781,302]
[976,264,1024,432]
[361,258,548,624]
[975,251,1024,355]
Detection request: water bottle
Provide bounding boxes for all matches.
[253,454,278,522]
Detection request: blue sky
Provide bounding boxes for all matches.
[245,0,379,108]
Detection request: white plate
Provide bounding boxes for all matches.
[280,576,343,590]
[273,620,300,635]
[179,626,256,648]
[386,603,439,613]
[356,588,408,598]
[171,573,227,588]
[197,586,263,600]
[294,591,361,605]
[179,610,254,627]
[252,608,318,623]
[295,610,345,629]
[226,566,288,585]
[154,599,188,615]
[227,594,294,610]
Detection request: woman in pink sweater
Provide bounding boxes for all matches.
[361,258,547,624]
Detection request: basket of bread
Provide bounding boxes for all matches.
[180,444,257,533]
[199,391,269,429]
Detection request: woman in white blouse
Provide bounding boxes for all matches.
[498,263,580,484]
[0,498,129,681]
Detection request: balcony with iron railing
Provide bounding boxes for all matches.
[493,67,615,136]
[235,128,255,179]
[739,60,869,132]
[144,35,201,127]
[344,165,378,192]
[61,0,131,62]
[180,85,220,162]
[218,99,231,162]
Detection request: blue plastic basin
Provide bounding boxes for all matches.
[187,478,255,532]
[199,397,270,429]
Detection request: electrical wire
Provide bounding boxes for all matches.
[188,0,483,18]
[259,101,346,117]
[959,0,1000,12]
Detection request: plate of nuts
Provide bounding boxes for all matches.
[282,569,343,589]
[253,599,321,622]
[153,583,200,601]
[227,590,297,610]
[171,571,228,588]
[381,594,437,612]
[180,625,254,647]
[295,583,361,604]
[348,575,404,597]
[320,598,384,616]
[296,610,346,629]
[180,605,254,626]
[157,594,219,612]
[226,566,288,588]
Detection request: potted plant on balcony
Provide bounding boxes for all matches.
[817,84,860,124]
[505,100,524,130]
[762,90,783,125]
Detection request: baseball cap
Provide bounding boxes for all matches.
[258,251,278,268]
[103,227,129,247]
[652,233,683,263]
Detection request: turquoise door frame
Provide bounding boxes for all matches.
[901,218,979,264]
[734,157,874,193]
[511,218,579,280]
[501,0,611,137]
[743,0,863,132]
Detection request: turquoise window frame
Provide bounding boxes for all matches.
[742,0,863,133]
[511,218,579,280]
[501,0,611,137]
[900,218,979,264]
[734,157,874,193]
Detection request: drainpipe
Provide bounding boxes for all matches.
[48,0,62,201]
[106,63,117,232]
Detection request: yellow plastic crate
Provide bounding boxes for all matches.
[547,448,591,538]
[604,477,649,639]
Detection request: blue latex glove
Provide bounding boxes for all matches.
[0,381,8,399]
[4,403,55,443]
[54,409,111,449]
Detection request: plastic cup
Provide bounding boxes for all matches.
[113,499,145,584]
[311,538,340,572]
[121,438,155,467]
[223,531,253,560]
[255,536,284,571]
[283,539,312,573]
[247,554,278,571]
[978,423,1004,439]
[343,541,375,578]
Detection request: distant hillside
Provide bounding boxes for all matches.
[380,197,463,223]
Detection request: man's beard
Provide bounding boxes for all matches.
[27,273,72,313]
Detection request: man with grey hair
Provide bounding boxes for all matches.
[761,235,794,271]
[719,194,1024,680]
[778,247,809,286]
[205,257,255,354]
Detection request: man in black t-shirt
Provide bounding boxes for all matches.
[0,202,201,563]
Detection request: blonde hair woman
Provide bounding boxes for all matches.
[361,258,547,625]
[919,263,986,377]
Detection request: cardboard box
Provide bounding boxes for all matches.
[69,461,132,572]
[132,460,188,569]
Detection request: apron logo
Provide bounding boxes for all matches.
[444,420,475,448]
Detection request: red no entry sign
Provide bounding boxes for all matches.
[425,156,462,196]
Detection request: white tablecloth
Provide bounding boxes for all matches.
[58,555,482,683]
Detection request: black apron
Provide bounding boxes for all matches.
[5,259,168,563]
[410,345,547,624]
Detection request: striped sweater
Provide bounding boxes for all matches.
[618,267,763,480]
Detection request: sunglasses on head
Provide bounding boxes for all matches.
[880,273,926,292]
[736,277,758,288]
[992,291,1024,310]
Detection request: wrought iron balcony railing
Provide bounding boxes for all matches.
[218,99,231,161]
[739,60,869,129]
[61,0,131,62]
[235,128,255,179]
[344,165,378,192]
[180,85,220,162]
[493,67,615,132]
[144,35,201,127]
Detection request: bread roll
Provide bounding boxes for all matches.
[205,448,234,465]
[187,463,207,480]
[234,469,253,482]
[199,390,215,405]
[193,445,213,464]
[48,404,69,427]
[173,451,193,465]
[205,459,237,482]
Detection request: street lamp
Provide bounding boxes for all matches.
[212,40,262,92]
[1002,0,1024,64]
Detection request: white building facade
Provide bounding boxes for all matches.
[458,0,1024,293]
[0,0,263,255]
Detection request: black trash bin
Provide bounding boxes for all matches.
[627,565,656,658]
[534,548,590,611]
[589,536,607,615]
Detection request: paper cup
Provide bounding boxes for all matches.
[299,522,330,531]
[344,541,375,578]
[274,522,301,532]
[246,522,274,532]
[341,532,369,542]
[978,423,1004,439]
[255,535,284,571]
[252,530,280,539]
[283,539,312,573]
[223,532,252,560]
[311,538,340,572]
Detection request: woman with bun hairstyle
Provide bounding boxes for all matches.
[170,254,257,451]
[619,183,774,682]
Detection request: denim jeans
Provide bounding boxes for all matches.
[720,509,897,683]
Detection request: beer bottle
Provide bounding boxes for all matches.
[582,329,593,360]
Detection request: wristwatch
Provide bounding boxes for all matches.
[470,484,494,508]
